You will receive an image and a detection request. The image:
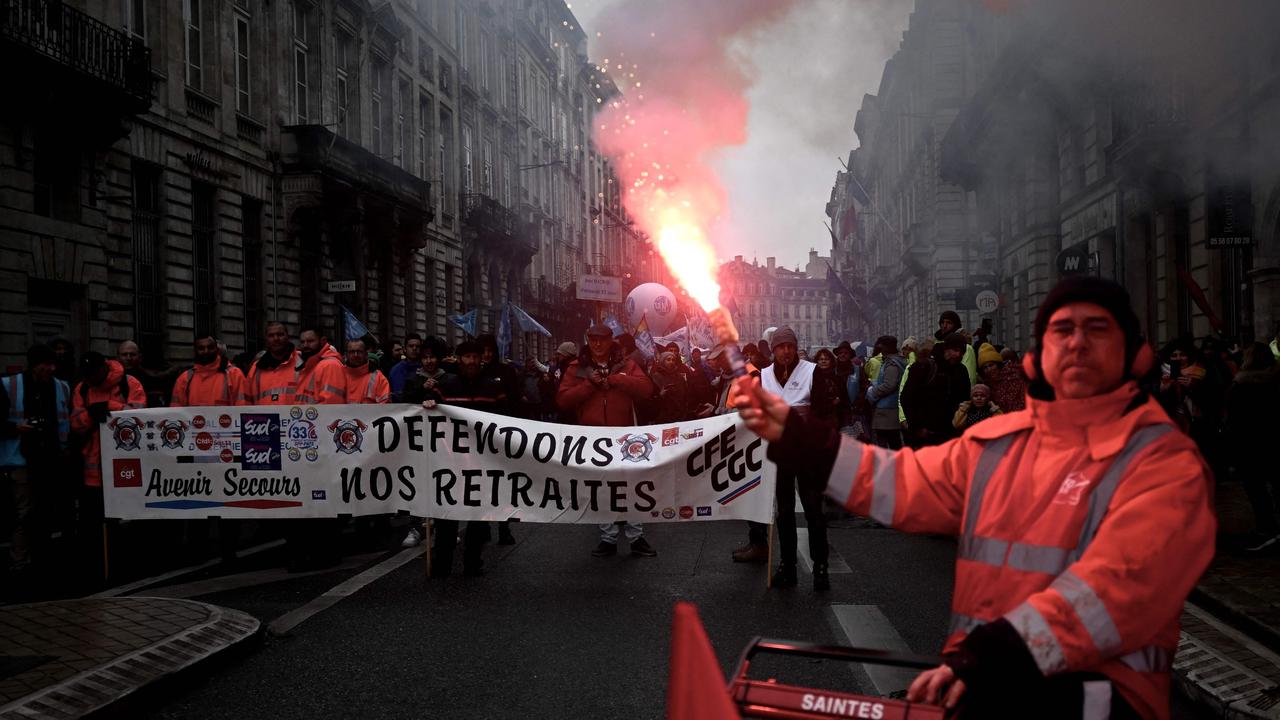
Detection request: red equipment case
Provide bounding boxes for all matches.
[729,637,948,720]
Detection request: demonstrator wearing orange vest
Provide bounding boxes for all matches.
[247,323,347,406]
[170,334,248,407]
[738,276,1215,720]
[342,337,390,404]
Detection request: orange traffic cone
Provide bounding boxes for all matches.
[667,602,740,720]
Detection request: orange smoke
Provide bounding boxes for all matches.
[591,0,799,311]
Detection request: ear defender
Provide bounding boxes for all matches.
[1130,343,1155,378]
[1022,351,1038,380]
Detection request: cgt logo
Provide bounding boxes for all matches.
[113,458,143,488]
[661,427,680,447]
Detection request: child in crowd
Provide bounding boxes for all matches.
[952,382,1003,431]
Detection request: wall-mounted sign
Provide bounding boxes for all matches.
[327,280,357,293]
[576,274,623,303]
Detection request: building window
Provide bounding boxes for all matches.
[481,139,493,195]
[241,197,264,352]
[439,109,454,215]
[398,79,411,169]
[461,125,473,193]
[125,0,146,42]
[371,61,385,155]
[33,131,79,221]
[131,162,164,359]
[184,0,202,89]
[335,31,352,136]
[502,155,513,208]
[293,3,310,122]
[417,94,432,179]
[192,183,218,340]
[439,59,452,96]
[479,32,491,92]
[234,9,251,114]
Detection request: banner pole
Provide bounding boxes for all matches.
[424,518,433,578]
[102,522,110,583]
[765,521,774,589]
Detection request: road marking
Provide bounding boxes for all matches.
[143,551,388,599]
[88,539,286,599]
[829,604,919,696]
[267,546,424,636]
[795,528,852,574]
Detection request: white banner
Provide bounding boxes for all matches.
[101,405,775,523]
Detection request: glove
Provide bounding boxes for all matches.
[88,402,110,424]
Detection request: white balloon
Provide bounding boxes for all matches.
[625,283,678,336]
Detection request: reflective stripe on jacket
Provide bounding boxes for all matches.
[248,349,346,405]
[71,360,146,487]
[170,362,248,407]
[0,373,71,467]
[824,381,1215,720]
[343,365,390,404]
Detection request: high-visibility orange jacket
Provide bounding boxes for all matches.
[784,381,1214,720]
[71,360,146,487]
[248,347,347,406]
[170,358,248,407]
[343,364,390,404]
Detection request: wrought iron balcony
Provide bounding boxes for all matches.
[1,0,152,108]
[462,193,517,237]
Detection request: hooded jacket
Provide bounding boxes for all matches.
[343,363,391,404]
[170,357,248,407]
[248,344,346,405]
[770,381,1214,719]
[557,347,653,427]
[72,360,146,487]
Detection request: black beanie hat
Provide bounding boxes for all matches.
[1030,275,1143,400]
[27,343,56,368]
[1033,276,1141,353]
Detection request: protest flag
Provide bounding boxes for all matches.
[633,312,655,359]
[666,602,740,720]
[449,309,478,337]
[497,304,512,359]
[507,302,552,337]
[341,306,374,344]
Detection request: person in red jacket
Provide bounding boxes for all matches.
[557,324,656,558]
[170,334,248,407]
[342,337,390,404]
[72,352,146,582]
[738,276,1215,720]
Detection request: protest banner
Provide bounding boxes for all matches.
[101,405,775,524]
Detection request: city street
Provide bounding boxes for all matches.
[129,516,957,719]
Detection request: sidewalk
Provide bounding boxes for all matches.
[0,597,258,719]
[1174,480,1280,718]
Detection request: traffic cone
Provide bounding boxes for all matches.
[667,601,739,720]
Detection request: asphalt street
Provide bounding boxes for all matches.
[111,514,1209,719]
[114,514,952,719]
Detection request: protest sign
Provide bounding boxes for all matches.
[101,405,775,524]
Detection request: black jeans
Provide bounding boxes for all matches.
[959,672,1139,719]
[432,518,489,573]
[775,464,827,567]
[873,428,903,450]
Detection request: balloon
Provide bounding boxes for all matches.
[625,283,678,336]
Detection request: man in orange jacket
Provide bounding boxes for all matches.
[739,276,1215,720]
[247,323,346,406]
[72,352,147,488]
[342,337,390,404]
[170,334,248,407]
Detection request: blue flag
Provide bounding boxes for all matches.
[341,306,373,343]
[507,302,552,337]
[497,305,512,360]
[449,310,478,337]
[603,313,625,338]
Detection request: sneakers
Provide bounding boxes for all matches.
[1246,533,1280,553]
[813,562,830,592]
[732,543,768,563]
[401,527,423,548]
[771,563,798,588]
[592,541,618,557]
[630,537,657,557]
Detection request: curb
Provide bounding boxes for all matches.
[0,598,259,720]
[1175,604,1280,719]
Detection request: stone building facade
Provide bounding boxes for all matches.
[719,255,836,352]
[0,0,646,370]
[829,0,1280,351]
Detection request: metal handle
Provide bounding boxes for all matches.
[733,636,943,680]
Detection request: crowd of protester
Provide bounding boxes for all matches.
[3,313,1280,590]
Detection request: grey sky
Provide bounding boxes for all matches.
[571,0,912,269]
